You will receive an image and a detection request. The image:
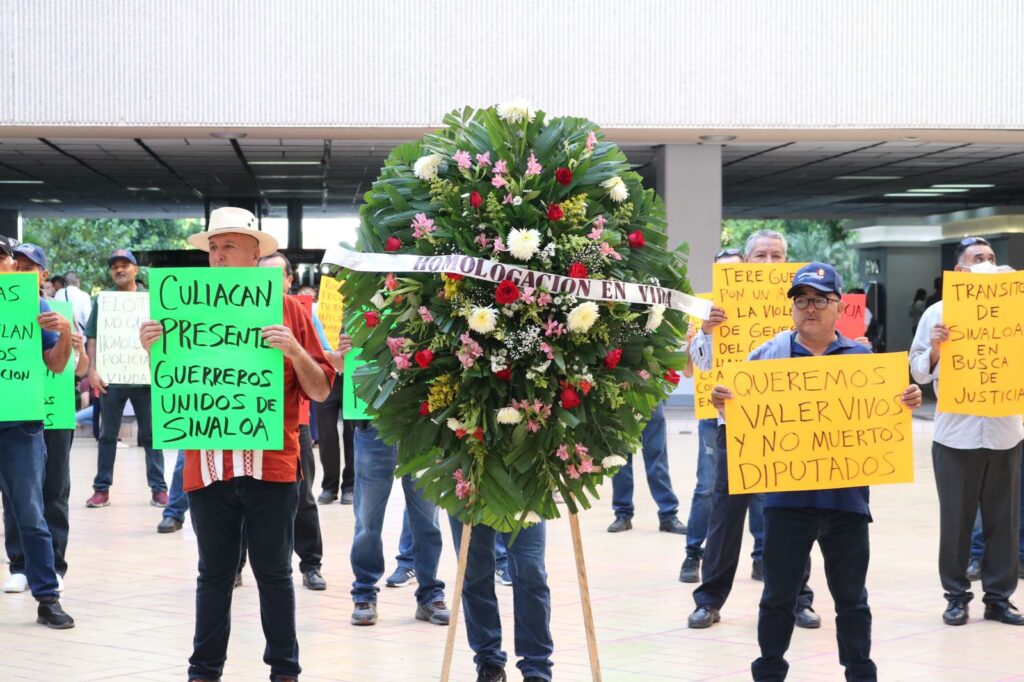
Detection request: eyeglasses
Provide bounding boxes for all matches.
[954,236,990,259]
[715,248,743,261]
[793,295,839,310]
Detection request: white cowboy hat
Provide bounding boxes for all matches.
[187,207,279,257]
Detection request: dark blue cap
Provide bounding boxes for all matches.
[108,248,137,266]
[787,262,843,298]
[0,235,17,257]
[13,242,47,269]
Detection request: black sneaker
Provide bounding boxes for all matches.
[495,567,513,586]
[658,517,687,534]
[317,490,337,505]
[967,556,981,581]
[943,598,970,626]
[37,598,75,629]
[352,601,378,626]
[340,489,354,505]
[751,558,764,582]
[415,600,451,625]
[607,517,632,533]
[386,567,416,587]
[679,555,700,583]
[157,517,183,534]
[476,664,507,682]
[303,568,327,591]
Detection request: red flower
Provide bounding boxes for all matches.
[555,167,573,186]
[364,311,380,328]
[414,349,434,368]
[495,279,520,305]
[627,230,646,249]
[561,385,581,409]
[495,368,512,381]
[568,262,588,279]
[469,191,483,209]
[455,428,468,439]
[472,427,484,442]
[385,236,401,252]
[419,401,430,416]
[604,348,623,369]
[445,273,464,281]
[547,204,564,221]
[579,380,592,396]
[664,369,681,386]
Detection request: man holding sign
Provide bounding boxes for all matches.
[0,238,75,628]
[713,262,922,681]
[909,236,1024,627]
[139,207,334,682]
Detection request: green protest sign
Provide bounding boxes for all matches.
[149,267,284,450]
[0,273,45,422]
[44,300,76,430]
[342,347,370,420]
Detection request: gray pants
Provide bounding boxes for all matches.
[932,440,1022,605]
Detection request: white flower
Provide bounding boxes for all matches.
[566,301,600,333]
[467,306,498,334]
[602,455,628,468]
[370,292,386,308]
[507,228,541,261]
[512,196,523,207]
[490,354,508,372]
[413,153,443,181]
[645,303,666,331]
[496,99,535,124]
[447,418,463,432]
[600,176,629,203]
[496,407,523,425]
[523,511,543,525]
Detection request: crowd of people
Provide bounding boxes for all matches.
[1,219,1022,682]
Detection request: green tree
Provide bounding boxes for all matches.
[721,219,861,288]
[22,218,197,292]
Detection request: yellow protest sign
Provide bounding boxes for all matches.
[697,263,804,419]
[317,276,344,351]
[938,269,1024,417]
[688,293,716,419]
[722,351,914,494]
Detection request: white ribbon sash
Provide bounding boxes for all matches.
[321,246,712,320]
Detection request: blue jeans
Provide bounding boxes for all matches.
[93,384,166,492]
[187,477,301,681]
[611,402,679,521]
[0,422,60,600]
[970,453,1024,560]
[685,419,721,557]
[399,512,508,573]
[449,519,553,680]
[164,450,189,522]
[754,508,875,682]
[350,425,445,606]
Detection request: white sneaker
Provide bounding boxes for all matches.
[3,573,28,593]
[56,574,64,592]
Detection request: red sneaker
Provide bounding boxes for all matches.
[150,491,169,507]
[85,490,110,508]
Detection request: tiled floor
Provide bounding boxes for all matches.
[2,411,1023,681]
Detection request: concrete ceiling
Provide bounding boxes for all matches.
[1,134,1023,220]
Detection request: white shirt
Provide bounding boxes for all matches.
[909,300,1024,451]
[54,284,92,332]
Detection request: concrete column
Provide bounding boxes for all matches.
[0,209,21,240]
[654,144,722,292]
[287,199,303,250]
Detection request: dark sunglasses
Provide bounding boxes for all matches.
[954,236,990,259]
[715,248,743,261]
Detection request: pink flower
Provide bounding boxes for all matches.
[520,286,536,304]
[579,457,594,474]
[537,291,553,306]
[525,153,542,177]
[453,150,472,170]
[418,306,434,323]
[493,159,508,175]
[586,131,597,151]
[574,443,589,457]
[599,241,623,261]
[386,337,407,356]
[411,213,436,239]
[503,193,515,204]
[543,318,566,337]
[556,444,569,460]
[454,469,472,499]
[457,332,484,369]
[567,464,581,479]
[385,273,398,291]
[638,369,652,380]
[588,215,607,240]
[493,237,507,252]
[394,353,412,370]
[527,420,541,433]
[475,233,492,249]
[475,151,491,168]
[539,341,554,360]
[491,175,507,188]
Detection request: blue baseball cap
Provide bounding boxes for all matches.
[13,243,47,269]
[787,262,843,298]
[108,248,137,266]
